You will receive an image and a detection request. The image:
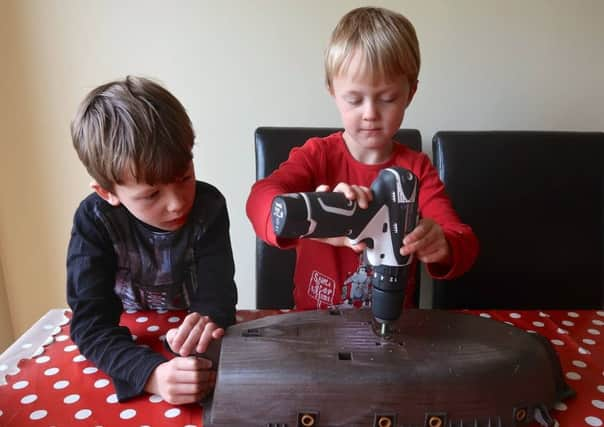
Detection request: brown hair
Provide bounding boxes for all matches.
[325,7,420,90]
[71,76,194,190]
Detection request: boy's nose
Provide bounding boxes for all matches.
[167,193,186,213]
[362,101,378,120]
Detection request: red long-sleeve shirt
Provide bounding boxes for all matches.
[246,132,478,309]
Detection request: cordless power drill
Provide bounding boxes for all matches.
[271,167,419,336]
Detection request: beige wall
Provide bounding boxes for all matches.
[1,0,603,338]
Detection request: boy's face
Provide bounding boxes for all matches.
[93,162,196,231]
[330,52,417,164]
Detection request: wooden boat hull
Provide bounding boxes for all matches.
[205,308,572,426]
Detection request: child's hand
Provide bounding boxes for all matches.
[401,218,452,266]
[145,357,215,404]
[166,312,224,356]
[310,183,371,251]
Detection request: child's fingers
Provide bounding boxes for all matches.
[170,313,202,354]
[315,184,330,192]
[196,323,220,353]
[178,315,211,356]
[211,327,225,340]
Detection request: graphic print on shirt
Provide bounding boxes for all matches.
[100,205,199,310]
[342,265,372,308]
[308,270,336,308]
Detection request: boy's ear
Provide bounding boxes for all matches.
[90,181,121,206]
[406,79,419,107]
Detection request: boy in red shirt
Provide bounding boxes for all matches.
[246,7,478,309]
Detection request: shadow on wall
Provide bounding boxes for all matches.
[0,262,15,353]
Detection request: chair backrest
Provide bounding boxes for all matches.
[432,131,604,309]
[254,127,422,309]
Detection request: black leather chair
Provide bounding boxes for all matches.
[432,131,604,309]
[255,127,422,309]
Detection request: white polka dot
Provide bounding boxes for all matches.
[168,316,180,323]
[165,408,181,418]
[593,319,604,326]
[75,409,92,420]
[94,379,110,388]
[539,311,550,317]
[64,394,80,404]
[597,311,604,317]
[43,336,54,346]
[64,344,78,352]
[599,385,604,393]
[147,325,160,332]
[125,308,138,314]
[44,367,59,376]
[553,401,567,411]
[55,334,69,342]
[0,363,7,371]
[120,409,137,419]
[149,394,163,403]
[566,372,581,381]
[51,326,61,335]
[532,321,545,327]
[29,410,47,420]
[579,347,591,355]
[73,355,86,362]
[583,338,596,345]
[32,346,45,357]
[106,393,118,403]
[21,342,33,349]
[156,309,168,314]
[35,355,50,364]
[184,425,197,427]
[20,394,38,404]
[53,380,69,389]
[568,311,580,318]
[562,320,575,327]
[557,328,568,334]
[131,335,138,341]
[572,360,587,368]
[136,316,148,323]
[83,367,98,374]
[588,328,601,335]
[593,400,604,409]
[551,339,564,346]
[0,409,3,416]
[509,312,521,319]
[586,416,603,427]
[479,313,491,318]
[504,321,513,326]
[12,380,29,390]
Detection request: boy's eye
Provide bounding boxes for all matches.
[144,191,159,200]
[344,97,361,105]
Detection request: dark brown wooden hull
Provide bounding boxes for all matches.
[205,309,572,426]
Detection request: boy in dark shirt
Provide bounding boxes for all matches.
[67,76,237,404]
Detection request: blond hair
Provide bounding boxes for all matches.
[71,76,194,190]
[325,7,420,90]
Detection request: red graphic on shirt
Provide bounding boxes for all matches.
[308,270,336,308]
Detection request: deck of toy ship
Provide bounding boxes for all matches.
[206,308,571,427]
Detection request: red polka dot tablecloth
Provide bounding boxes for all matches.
[0,309,602,426]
